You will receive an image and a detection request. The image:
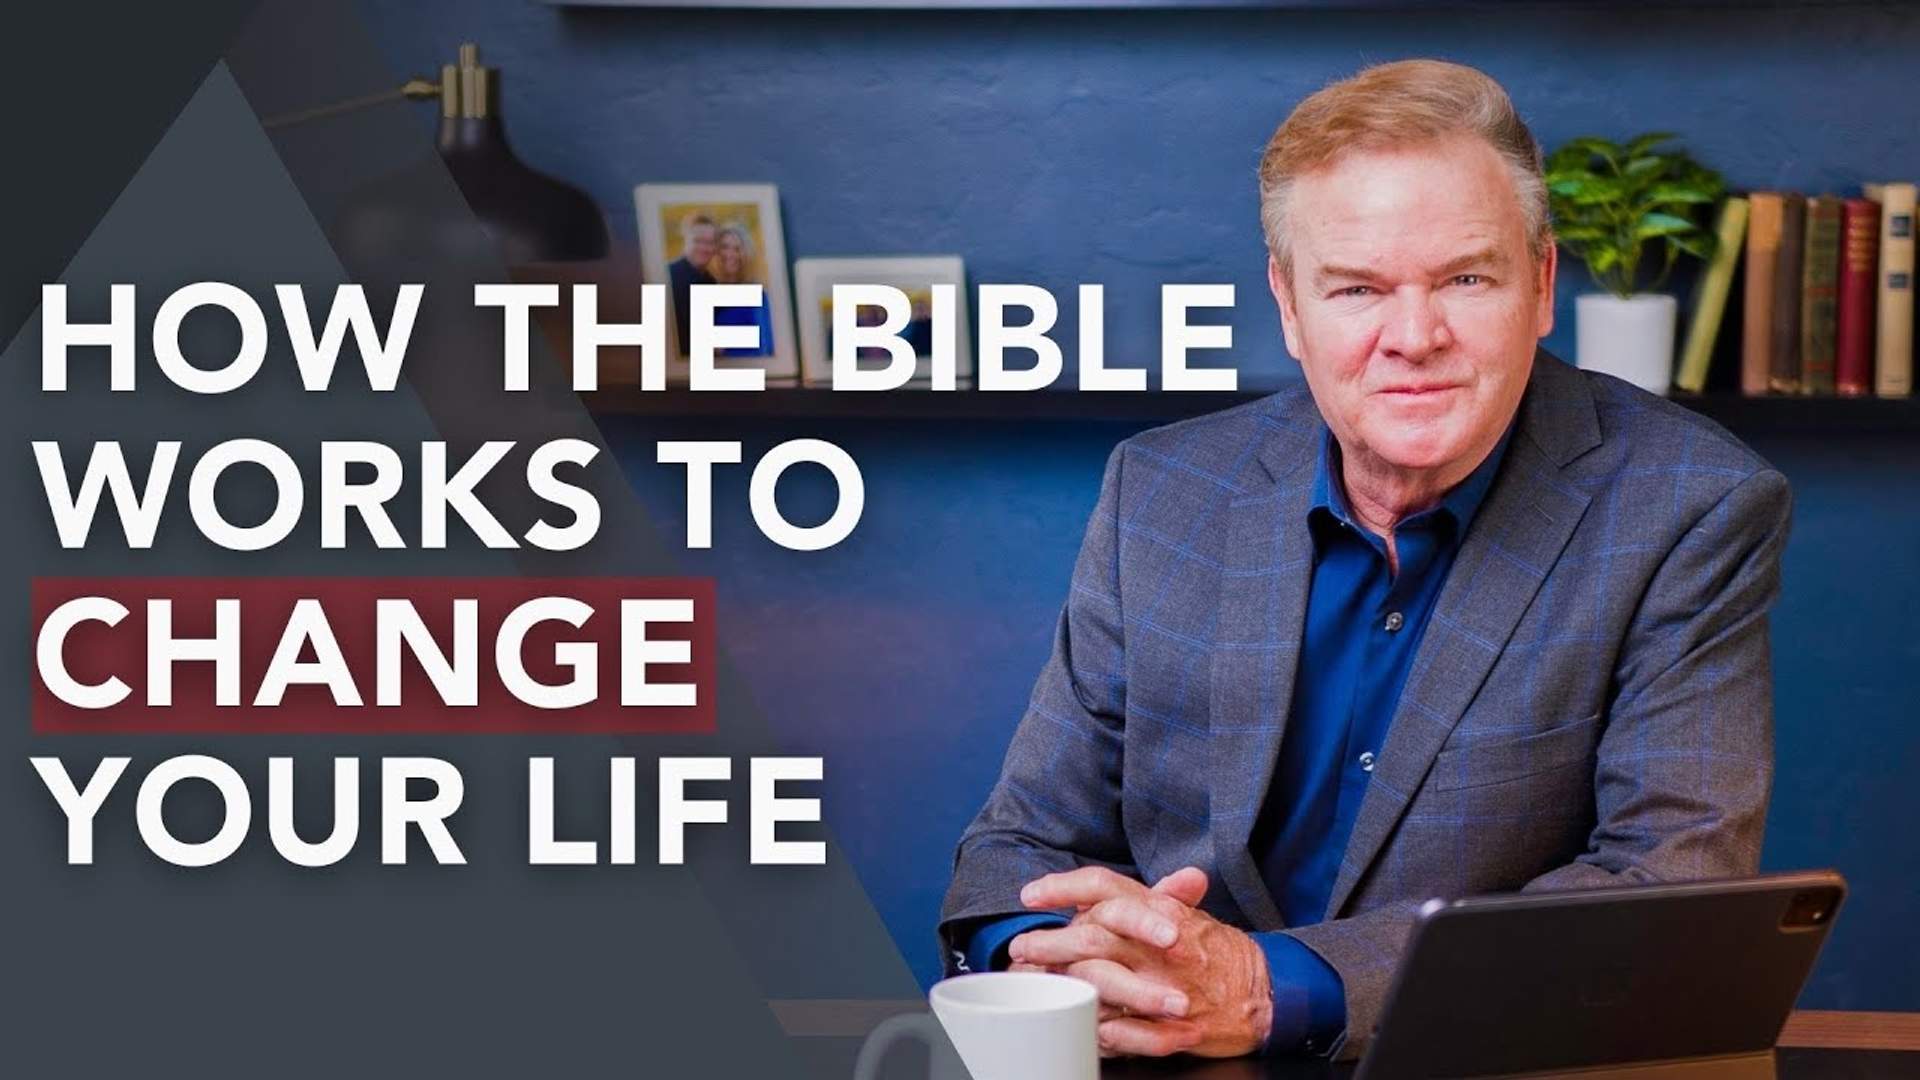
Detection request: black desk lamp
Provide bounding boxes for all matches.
[267,42,608,265]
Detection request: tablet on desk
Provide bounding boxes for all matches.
[1354,870,1847,1080]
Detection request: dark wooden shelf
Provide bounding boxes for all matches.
[544,0,1878,8]
[581,385,1920,435]
[1669,392,1920,437]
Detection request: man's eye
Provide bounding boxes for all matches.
[1452,274,1486,287]
[1337,285,1374,297]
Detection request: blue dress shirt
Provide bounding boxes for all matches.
[1249,420,1513,1053]
[962,420,1514,1057]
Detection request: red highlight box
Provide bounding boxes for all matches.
[31,577,715,734]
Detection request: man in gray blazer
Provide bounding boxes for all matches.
[940,59,1790,1061]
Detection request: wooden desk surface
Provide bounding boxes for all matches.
[1097,1012,1920,1079]
[775,1002,1920,1077]
[1100,1012,1920,1077]
[1101,1047,1920,1079]
[1778,1011,1920,1052]
[775,1003,1920,1049]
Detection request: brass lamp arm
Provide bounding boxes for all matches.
[260,78,441,130]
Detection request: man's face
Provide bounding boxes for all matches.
[684,224,716,268]
[1268,135,1555,479]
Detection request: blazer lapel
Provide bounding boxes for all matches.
[1322,351,1599,917]
[1209,396,1319,931]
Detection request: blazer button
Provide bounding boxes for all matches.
[1359,751,1376,773]
[1384,611,1405,632]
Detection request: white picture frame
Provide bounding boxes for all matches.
[634,182,799,384]
[792,256,972,389]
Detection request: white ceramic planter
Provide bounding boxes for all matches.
[1575,292,1679,396]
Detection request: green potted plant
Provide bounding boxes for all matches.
[1546,133,1725,395]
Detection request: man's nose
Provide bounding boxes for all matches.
[1377,288,1453,360]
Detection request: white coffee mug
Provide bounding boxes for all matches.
[851,1013,969,1080]
[853,972,1099,1080]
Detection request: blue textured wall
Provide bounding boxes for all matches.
[363,2,1920,1008]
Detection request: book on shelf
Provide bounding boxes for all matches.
[1742,193,1785,396]
[1800,196,1842,395]
[1675,196,1749,395]
[1680,182,1914,402]
[1769,193,1808,394]
[1836,196,1881,397]
[1876,181,1915,399]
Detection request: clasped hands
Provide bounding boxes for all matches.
[1006,866,1272,1058]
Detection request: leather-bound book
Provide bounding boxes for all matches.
[1799,196,1843,394]
[1742,193,1784,396]
[1877,182,1915,398]
[1769,193,1807,393]
[1836,197,1880,396]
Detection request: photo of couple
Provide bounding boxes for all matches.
[662,202,775,359]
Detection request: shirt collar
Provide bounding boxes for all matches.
[1309,416,1516,540]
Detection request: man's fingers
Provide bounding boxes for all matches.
[1086,896,1180,948]
[1097,1016,1202,1058]
[1062,958,1188,1019]
[1020,866,1146,911]
[1150,866,1209,909]
[1007,922,1124,967]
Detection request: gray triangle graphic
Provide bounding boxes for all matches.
[4,59,931,1079]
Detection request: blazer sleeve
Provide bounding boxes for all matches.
[937,443,1140,974]
[1283,466,1793,1059]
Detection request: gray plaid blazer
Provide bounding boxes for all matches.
[940,349,1790,1057]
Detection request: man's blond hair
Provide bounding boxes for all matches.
[1258,59,1550,284]
[680,212,716,240]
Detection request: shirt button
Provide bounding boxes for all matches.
[1384,611,1405,632]
[1359,751,1376,772]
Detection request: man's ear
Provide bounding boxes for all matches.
[1534,234,1558,339]
[1268,254,1305,359]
